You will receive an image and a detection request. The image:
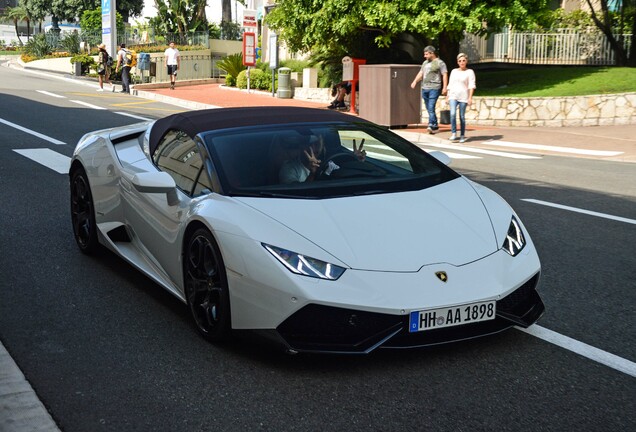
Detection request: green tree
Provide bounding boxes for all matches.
[585,0,636,66]
[79,7,125,33]
[150,0,208,38]
[21,0,142,29]
[266,0,551,67]
[1,5,31,44]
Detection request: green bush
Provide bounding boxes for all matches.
[70,54,96,75]
[280,59,310,72]
[23,34,53,58]
[225,74,236,87]
[217,52,246,79]
[236,69,272,91]
[59,32,81,55]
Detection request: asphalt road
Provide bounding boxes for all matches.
[0,63,634,432]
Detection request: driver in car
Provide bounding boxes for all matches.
[279,136,366,184]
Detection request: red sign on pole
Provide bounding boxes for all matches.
[243,32,256,66]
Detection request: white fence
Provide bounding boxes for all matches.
[461,29,632,65]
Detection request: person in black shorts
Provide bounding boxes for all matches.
[164,41,181,90]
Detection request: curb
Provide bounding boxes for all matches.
[0,343,60,432]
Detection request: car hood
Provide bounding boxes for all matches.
[236,178,501,271]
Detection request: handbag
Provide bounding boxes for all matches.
[440,101,451,125]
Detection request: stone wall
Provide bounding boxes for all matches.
[464,93,636,127]
[294,87,636,126]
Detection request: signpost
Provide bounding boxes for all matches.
[101,0,117,59]
[243,32,256,92]
[242,9,258,92]
[269,33,278,97]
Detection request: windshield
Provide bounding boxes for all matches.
[201,122,459,198]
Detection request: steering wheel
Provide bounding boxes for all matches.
[318,152,359,180]
[327,152,359,164]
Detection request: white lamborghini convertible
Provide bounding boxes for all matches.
[69,107,544,354]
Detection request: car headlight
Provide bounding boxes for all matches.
[263,244,346,280]
[502,216,526,256]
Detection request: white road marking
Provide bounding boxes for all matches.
[485,140,624,157]
[421,148,481,160]
[115,112,151,121]
[0,117,66,145]
[36,90,65,98]
[522,199,636,225]
[13,149,71,174]
[424,142,541,159]
[517,325,636,378]
[70,100,107,110]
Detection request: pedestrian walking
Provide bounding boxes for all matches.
[446,53,476,143]
[410,46,448,134]
[116,43,131,94]
[96,43,114,92]
[164,41,180,90]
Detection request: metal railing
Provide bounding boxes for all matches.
[42,30,211,50]
[461,29,632,65]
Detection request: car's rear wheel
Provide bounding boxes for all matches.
[184,228,231,341]
[70,168,99,254]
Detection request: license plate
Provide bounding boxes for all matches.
[409,301,496,332]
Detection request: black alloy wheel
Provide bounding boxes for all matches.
[184,228,231,341]
[70,168,99,254]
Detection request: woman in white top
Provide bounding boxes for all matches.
[446,53,476,143]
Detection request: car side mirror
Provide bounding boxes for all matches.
[132,172,179,205]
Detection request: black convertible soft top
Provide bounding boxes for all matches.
[148,106,371,157]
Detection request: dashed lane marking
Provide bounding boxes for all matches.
[70,100,107,110]
[36,90,65,98]
[517,325,636,378]
[115,112,152,121]
[421,148,481,159]
[484,139,624,157]
[423,142,542,159]
[0,117,66,145]
[523,199,636,225]
[13,149,71,174]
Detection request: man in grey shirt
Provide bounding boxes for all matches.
[411,46,448,134]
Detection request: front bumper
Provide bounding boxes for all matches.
[275,273,544,354]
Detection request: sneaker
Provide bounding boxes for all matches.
[327,104,337,110]
[427,126,435,134]
[449,134,458,142]
[111,85,116,92]
[170,83,175,90]
[459,136,466,143]
[96,88,104,92]
[335,101,347,110]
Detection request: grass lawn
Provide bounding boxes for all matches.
[475,66,636,97]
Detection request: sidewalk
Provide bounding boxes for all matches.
[136,82,636,163]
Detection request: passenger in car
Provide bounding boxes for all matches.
[279,135,326,183]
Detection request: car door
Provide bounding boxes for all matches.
[125,129,213,286]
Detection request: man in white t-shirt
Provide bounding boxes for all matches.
[164,42,181,90]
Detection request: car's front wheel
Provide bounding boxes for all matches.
[184,228,231,342]
[70,167,99,254]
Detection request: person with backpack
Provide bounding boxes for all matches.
[164,41,181,90]
[116,43,132,94]
[96,43,114,92]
